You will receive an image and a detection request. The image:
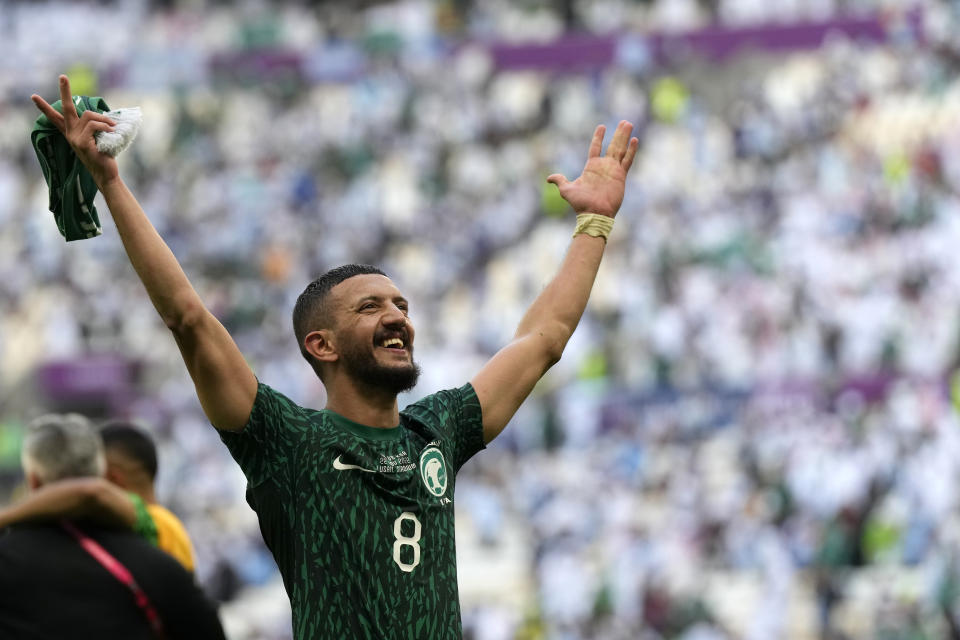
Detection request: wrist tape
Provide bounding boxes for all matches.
[572,213,614,241]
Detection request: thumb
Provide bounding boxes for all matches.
[546,173,569,188]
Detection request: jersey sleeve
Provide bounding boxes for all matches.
[147,504,196,573]
[404,383,485,471]
[128,493,158,547]
[217,381,312,488]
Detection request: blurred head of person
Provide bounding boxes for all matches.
[21,414,105,491]
[99,421,158,501]
[293,263,420,395]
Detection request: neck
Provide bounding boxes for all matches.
[132,484,157,504]
[119,480,156,504]
[324,375,400,428]
[109,468,157,504]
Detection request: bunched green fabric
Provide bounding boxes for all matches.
[30,95,110,241]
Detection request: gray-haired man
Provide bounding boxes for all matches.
[0,414,225,640]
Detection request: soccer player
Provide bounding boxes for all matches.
[31,75,637,639]
[0,421,196,572]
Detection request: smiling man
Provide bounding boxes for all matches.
[32,75,638,640]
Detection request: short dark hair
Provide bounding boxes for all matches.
[293,264,387,378]
[99,421,158,480]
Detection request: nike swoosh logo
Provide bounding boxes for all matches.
[332,456,377,473]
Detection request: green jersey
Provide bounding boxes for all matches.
[219,381,485,640]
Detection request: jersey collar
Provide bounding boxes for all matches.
[323,410,403,441]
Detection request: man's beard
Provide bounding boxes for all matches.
[341,342,421,394]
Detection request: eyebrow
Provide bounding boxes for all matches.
[354,295,409,308]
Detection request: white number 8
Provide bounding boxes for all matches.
[392,512,422,572]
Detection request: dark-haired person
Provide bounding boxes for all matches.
[0,414,225,639]
[32,76,638,640]
[101,421,196,571]
[0,421,195,572]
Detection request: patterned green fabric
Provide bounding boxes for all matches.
[30,96,109,241]
[127,492,158,548]
[219,382,485,640]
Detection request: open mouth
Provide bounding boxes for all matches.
[377,336,408,354]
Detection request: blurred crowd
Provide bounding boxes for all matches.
[3,0,960,638]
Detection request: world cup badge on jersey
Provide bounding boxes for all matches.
[419,447,448,498]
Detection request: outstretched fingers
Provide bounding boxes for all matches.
[622,137,639,172]
[32,76,115,143]
[31,94,65,132]
[605,120,634,161]
[546,173,570,189]
[587,125,605,159]
[58,75,79,125]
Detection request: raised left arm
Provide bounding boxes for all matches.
[472,121,638,443]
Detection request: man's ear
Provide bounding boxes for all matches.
[26,471,42,491]
[304,329,339,364]
[104,467,125,487]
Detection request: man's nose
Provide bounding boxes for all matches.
[382,304,407,325]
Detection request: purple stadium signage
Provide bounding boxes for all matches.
[488,10,924,71]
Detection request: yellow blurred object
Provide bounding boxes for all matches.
[651,76,689,123]
[65,64,98,98]
[883,151,910,185]
[579,350,607,380]
[148,503,196,572]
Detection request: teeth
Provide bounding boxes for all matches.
[381,338,404,348]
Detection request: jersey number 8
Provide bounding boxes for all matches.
[392,512,422,572]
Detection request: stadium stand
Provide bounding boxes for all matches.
[2,1,960,638]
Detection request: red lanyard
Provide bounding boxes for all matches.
[60,520,167,639]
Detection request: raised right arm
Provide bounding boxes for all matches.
[32,76,256,431]
[99,179,257,430]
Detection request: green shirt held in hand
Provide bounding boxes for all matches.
[30,95,110,241]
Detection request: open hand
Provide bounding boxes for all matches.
[31,75,119,190]
[548,120,639,218]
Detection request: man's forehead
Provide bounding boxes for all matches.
[331,273,403,305]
